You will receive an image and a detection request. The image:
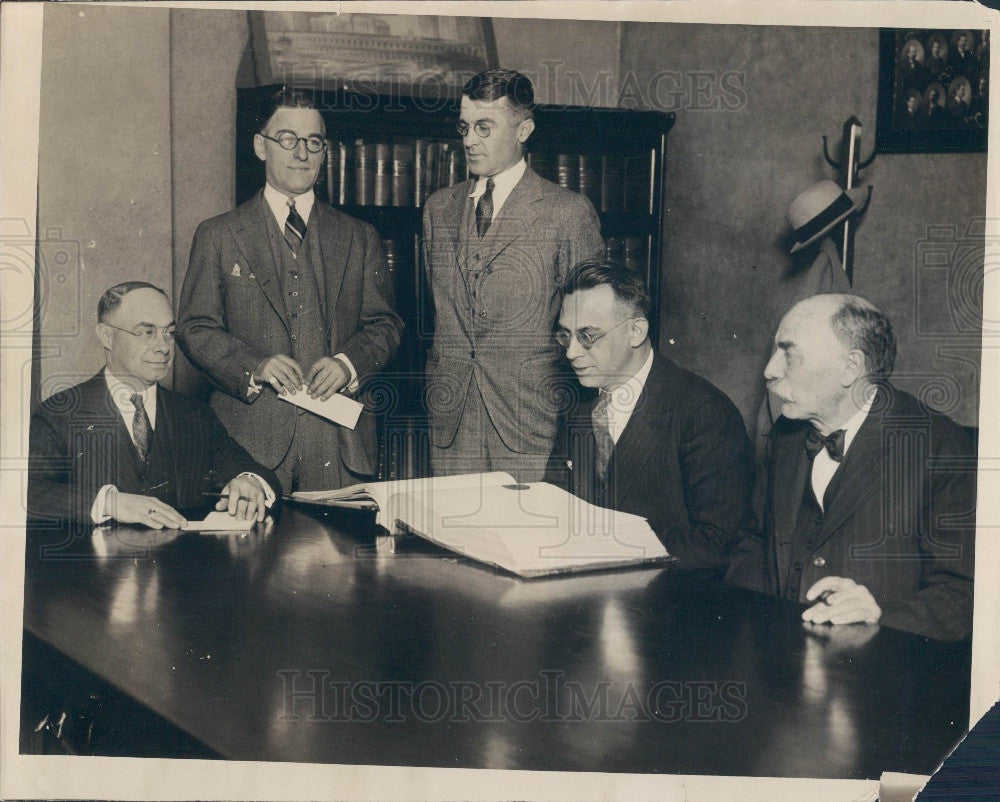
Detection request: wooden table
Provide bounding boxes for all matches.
[21,506,970,778]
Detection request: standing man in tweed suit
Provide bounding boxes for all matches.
[178,89,402,492]
[422,69,605,480]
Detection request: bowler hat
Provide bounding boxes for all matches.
[787,179,872,253]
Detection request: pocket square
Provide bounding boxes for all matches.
[231,263,242,277]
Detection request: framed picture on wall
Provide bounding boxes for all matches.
[876,28,989,153]
[249,10,498,99]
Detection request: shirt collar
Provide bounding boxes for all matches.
[264,183,315,227]
[838,391,876,456]
[606,349,654,408]
[469,158,526,204]
[104,368,157,424]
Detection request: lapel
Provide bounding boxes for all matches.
[478,167,545,267]
[813,391,886,546]
[230,192,289,328]
[446,179,474,260]
[605,355,668,502]
[311,202,351,336]
[81,371,144,492]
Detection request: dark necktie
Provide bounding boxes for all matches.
[475,177,495,238]
[284,198,306,257]
[805,427,846,462]
[592,391,615,482]
[131,393,151,463]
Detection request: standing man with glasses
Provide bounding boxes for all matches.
[28,282,277,526]
[178,88,402,492]
[422,69,604,480]
[546,259,754,569]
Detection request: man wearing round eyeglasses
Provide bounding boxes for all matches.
[178,88,402,492]
[546,259,754,570]
[422,69,604,481]
[28,282,278,528]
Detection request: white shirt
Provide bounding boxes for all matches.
[599,350,654,444]
[91,369,275,523]
[263,183,315,228]
[468,158,527,221]
[811,394,875,510]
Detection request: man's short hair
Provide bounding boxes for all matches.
[97,281,169,323]
[462,69,535,118]
[829,295,897,382]
[563,258,651,319]
[258,87,320,133]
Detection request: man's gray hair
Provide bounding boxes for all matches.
[829,295,897,382]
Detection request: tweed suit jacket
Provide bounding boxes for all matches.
[177,192,402,476]
[545,354,756,570]
[727,384,976,641]
[27,371,277,524]
[422,166,604,454]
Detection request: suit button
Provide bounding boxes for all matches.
[470,350,476,359]
[291,334,297,340]
[793,561,803,571]
[812,556,826,567]
[291,291,298,297]
[474,253,481,260]
[290,273,298,279]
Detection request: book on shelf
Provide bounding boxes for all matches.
[382,238,398,274]
[605,237,648,273]
[354,140,376,206]
[556,154,579,192]
[374,143,392,206]
[526,150,555,183]
[600,155,625,213]
[578,155,601,210]
[623,153,651,214]
[413,139,428,207]
[290,472,670,578]
[392,142,415,207]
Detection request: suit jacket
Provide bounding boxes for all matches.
[422,166,605,453]
[177,192,402,476]
[27,372,278,524]
[545,354,755,570]
[727,385,976,641]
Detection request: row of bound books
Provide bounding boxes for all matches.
[381,235,649,275]
[317,140,469,208]
[315,139,653,216]
[527,152,652,215]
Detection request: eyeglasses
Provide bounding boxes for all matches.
[103,323,177,342]
[555,318,634,350]
[259,131,326,154]
[456,120,495,138]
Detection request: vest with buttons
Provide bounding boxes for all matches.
[264,209,328,370]
[128,401,177,508]
[457,195,487,327]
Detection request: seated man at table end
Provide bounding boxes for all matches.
[727,293,975,641]
[28,281,278,528]
[546,258,755,569]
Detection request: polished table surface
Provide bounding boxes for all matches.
[22,506,970,778]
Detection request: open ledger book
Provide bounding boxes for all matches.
[292,472,670,578]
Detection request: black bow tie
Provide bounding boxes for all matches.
[805,427,846,462]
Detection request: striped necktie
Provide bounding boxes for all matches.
[284,198,306,257]
[131,393,151,463]
[591,391,615,483]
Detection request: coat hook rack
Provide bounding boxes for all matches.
[820,116,875,284]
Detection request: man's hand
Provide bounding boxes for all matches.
[253,355,305,395]
[802,576,882,626]
[306,356,349,401]
[217,474,268,522]
[108,491,186,529]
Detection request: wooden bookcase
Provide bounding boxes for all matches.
[236,84,674,479]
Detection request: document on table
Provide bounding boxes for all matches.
[278,387,363,430]
[181,511,255,533]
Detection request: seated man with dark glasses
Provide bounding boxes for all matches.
[546,258,754,569]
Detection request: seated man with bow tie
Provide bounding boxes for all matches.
[546,258,754,570]
[28,281,277,528]
[727,294,976,641]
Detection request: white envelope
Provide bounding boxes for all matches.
[181,510,255,533]
[278,387,363,430]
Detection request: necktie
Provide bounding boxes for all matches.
[805,427,846,462]
[592,391,615,483]
[284,198,306,257]
[475,177,495,238]
[131,393,151,463]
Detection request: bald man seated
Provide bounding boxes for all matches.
[28,281,278,528]
[727,294,975,641]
